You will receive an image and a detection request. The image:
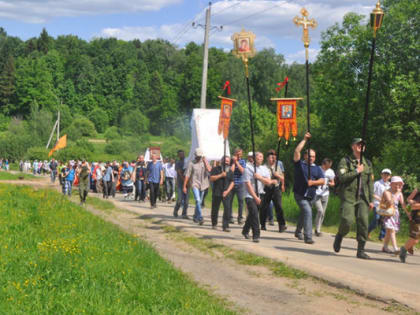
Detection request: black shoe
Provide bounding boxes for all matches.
[261,226,267,231]
[356,241,370,259]
[242,231,250,239]
[399,246,407,263]
[223,227,230,232]
[315,230,322,237]
[252,238,260,243]
[279,225,287,233]
[304,238,315,244]
[173,210,178,218]
[230,218,235,224]
[333,234,343,253]
[182,215,190,220]
[193,218,198,223]
[357,251,370,259]
[269,220,275,226]
[294,232,304,240]
[238,218,243,225]
[199,219,204,225]
[212,225,217,230]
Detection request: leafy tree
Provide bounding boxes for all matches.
[104,126,120,142]
[65,116,96,141]
[120,109,149,136]
[0,55,16,114]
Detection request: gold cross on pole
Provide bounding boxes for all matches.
[293,8,317,61]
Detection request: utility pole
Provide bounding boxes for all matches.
[193,2,222,109]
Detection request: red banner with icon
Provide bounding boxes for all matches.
[217,97,236,140]
[276,99,298,142]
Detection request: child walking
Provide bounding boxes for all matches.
[381,176,408,254]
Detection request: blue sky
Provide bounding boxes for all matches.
[0,0,376,63]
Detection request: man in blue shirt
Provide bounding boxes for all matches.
[293,132,325,244]
[230,148,246,224]
[146,153,163,208]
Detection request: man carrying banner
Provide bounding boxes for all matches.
[333,138,374,259]
[293,132,325,244]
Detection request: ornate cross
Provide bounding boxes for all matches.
[293,8,317,60]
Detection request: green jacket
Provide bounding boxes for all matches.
[337,155,374,203]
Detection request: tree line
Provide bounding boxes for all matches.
[0,0,418,188]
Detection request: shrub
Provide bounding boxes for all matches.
[104,126,120,142]
[25,146,50,161]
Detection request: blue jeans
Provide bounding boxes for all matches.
[65,180,73,196]
[192,187,205,221]
[368,207,386,239]
[294,193,313,240]
[50,170,57,183]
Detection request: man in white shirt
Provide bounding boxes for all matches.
[241,152,276,243]
[164,159,177,203]
[367,168,391,240]
[313,158,335,236]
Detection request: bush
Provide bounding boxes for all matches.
[65,117,97,141]
[88,108,109,133]
[25,146,50,161]
[120,110,149,136]
[54,145,92,162]
[104,126,120,142]
[104,140,131,155]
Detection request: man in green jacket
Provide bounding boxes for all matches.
[333,138,374,259]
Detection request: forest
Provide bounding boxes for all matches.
[0,0,418,188]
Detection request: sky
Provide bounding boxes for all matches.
[0,0,377,63]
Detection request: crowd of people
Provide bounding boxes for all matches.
[8,133,420,264]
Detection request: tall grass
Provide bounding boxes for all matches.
[0,184,235,314]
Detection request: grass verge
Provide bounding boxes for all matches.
[0,184,235,314]
[0,172,37,180]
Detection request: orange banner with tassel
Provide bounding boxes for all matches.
[270,98,302,143]
[217,96,236,140]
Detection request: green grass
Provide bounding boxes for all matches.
[163,225,307,280]
[0,184,236,314]
[0,172,37,180]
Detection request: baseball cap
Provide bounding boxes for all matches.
[195,148,203,157]
[381,168,392,174]
[390,176,404,184]
[352,138,363,145]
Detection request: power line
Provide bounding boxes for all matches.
[222,2,282,27]
[211,1,241,17]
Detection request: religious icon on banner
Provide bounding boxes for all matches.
[217,96,237,139]
[231,29,256,60]
[270,98,303,143]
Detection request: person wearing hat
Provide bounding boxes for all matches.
[367,168,392,240]
[77,159,90,205]
[381,176,407,254]
[183,148,211,224]
[333,138,374,259]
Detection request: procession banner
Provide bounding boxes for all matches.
[270,98,302,143]
[217,96,236,140]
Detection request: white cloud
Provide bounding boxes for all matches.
[0,0,181,23]
[285,48,320,64]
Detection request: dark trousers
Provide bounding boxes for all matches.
[211,194,232,228]
[111,180,117,197]
[260,186,286,229]
[230,184,245,220]
[149,182,160,206]
[165,177,174,201]
[103,180,112,198]
[243,198,260,239]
